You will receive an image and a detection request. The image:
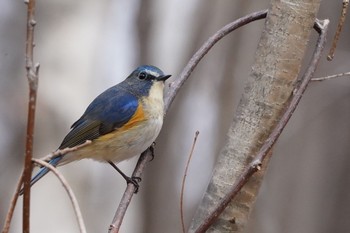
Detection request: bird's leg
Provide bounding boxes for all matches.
[149,142,156,161]
[107,160,141,193]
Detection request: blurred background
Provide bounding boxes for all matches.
[0,1,349,233]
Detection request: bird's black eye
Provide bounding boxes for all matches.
[139,72,147,80]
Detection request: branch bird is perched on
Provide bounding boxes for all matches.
[20,65,171,194]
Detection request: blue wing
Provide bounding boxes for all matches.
[19,84,139,194]
[59,85,138,149]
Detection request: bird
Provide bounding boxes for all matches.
[20,65,171,194]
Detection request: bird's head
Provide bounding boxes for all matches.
[124,65,171,97]
[129,65,171,82]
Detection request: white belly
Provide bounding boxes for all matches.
[59,117,163,165]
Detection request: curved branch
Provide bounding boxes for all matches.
[32,159,87,233]
[2,172,24,233]
[2,140,91,233]
[180,131,200,233]
[164,9,268,113]
[108,9,268,232]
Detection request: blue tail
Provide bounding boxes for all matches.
[19,156,63,195]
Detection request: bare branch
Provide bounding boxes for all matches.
[311,71,350,81]
[1,172,24,233]
[192,19,330,233]
[327,0,349,60]
[31,159,87,233]
[40,140,92,162]
[108,151,153,233]
[181,131,200,233]
[164,9,268,113]
[23,0,39,232]
[108,9,268,231]
[2,141,91,233]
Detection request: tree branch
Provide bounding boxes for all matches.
[2,141,91,233]
[39,140,92,162]
[311,71,350,81]
[31,159,87,233]
[164,9,268,113]
[327,0,348,60]
[1,172,25,233]
[192,18,329,233]
[23,0,39,232]
[180,131,200,233]
[108,151,153,233]
[108,9,268,232]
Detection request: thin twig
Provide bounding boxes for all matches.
[109,9,268,232]
[180,131,200,233]
[193,19,330,233]
[311,71,350,81]
[327,0,349,60]
[1,172,25,233]
[40,140,92,162]
[31,159,87,233]
[23,0,39,232]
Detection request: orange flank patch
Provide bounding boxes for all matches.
[118,102,146,131]
[94,103,146,142]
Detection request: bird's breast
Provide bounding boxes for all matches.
[140,81,165,121]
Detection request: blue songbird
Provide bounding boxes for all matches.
[21,65,171,193]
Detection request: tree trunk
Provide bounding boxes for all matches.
[188,0,322,232]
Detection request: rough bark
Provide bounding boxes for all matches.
[188,0,322,232]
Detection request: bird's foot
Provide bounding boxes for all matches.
[125,176,142,193]
[108,160,142,193]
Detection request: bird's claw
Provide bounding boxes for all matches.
[126,176,142,193]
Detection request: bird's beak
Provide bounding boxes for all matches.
[157,74,171,81]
